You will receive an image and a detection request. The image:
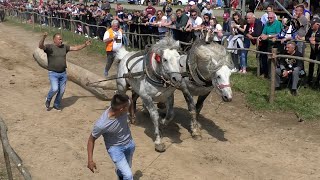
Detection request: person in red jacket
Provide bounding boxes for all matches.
[145,2,156,15]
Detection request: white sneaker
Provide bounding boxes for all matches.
[231,68,238,73]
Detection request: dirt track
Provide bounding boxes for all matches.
[0,23,320,180]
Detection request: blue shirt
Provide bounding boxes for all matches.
[92,108,132,149]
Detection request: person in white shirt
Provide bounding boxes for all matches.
[208,18,223,44]
[103,20,123,77]
[186,9,203,38]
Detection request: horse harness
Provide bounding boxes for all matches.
[185,52,213,87]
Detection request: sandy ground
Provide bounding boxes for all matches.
[0,23,320,180]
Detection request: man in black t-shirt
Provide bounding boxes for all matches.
[275,41,304,96]
[39,32,91,111]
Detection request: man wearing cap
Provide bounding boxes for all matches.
[222,12,232,35]
[103,20,123,77]
[305,17,320,86]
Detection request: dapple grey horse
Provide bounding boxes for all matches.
[116,37,182,152]
[164,40,234,140]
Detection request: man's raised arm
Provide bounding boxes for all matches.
[39,32,48,50]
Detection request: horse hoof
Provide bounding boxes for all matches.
[192,134,202,140]
[155,143,166,152]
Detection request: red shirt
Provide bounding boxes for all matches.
[145,6,156,16]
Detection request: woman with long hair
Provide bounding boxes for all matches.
[230,12,247,73]
[153,10,168,39]
[208,17,223,44]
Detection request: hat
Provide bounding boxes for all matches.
[166,7,172,12]
[223,12,230,19]
[311,17,320,24]
[188,1,195,6]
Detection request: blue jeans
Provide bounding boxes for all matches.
[47,71,67,108]
[107,140,135,180]
[240,38,251,69]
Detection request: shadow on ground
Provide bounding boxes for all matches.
[62,95,94,109]
[134,107,227,144]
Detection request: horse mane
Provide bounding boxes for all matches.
[151,36,180,55]
[190,39,234,74]
[115,47,130,61]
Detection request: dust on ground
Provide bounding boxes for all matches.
[0,23,320,180]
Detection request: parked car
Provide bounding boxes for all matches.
[172,0,188,5]
[108,0,128,3]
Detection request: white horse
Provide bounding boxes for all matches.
[171,40,234,140]
[116,37,182,152]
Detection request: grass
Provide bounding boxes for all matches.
[232,51,320,120]
[5,16,107,56]
[4,15,320,120]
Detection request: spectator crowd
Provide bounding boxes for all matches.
[1,0,320,95]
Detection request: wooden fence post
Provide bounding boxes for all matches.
[269,48,277,103]
[48,16,51,33]
[138,25,141,50]
[0,132,13,180]
[256,41,260,77]
[32,12,35,30]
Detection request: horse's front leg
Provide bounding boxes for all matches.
[160,94,175,126]
[180,82,202,140]
[129,90,139,124]
[196,93,210,117]
[142,96,166,152]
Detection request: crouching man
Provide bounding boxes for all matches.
[87,94,135,180]
[275,41,304,96]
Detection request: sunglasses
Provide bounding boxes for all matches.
[268,17,274,19]
[157,13,162,15]
[191,14,197,17]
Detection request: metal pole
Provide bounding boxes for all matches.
[241,0,246,18]
[274,0,294,18]
[138,25,141,50]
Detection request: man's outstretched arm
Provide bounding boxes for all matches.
[70,40,91,51]
[87,134,97,173]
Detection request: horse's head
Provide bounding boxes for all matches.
[152,38,182,87]
[157,48,182,87]
[212,64,232,102]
